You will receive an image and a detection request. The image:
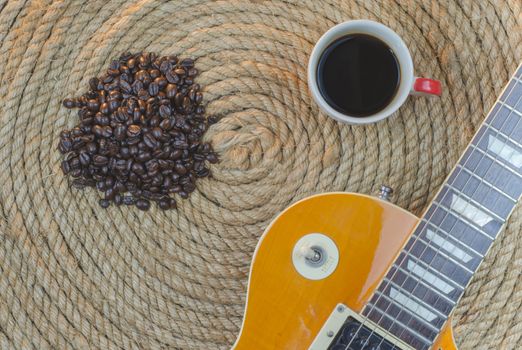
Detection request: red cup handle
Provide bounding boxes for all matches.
[412,77,442,96]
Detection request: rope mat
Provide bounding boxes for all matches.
[0,0,521,349]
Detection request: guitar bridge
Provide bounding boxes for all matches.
[309,304,415,350]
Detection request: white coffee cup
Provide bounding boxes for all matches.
[308,20,441,125]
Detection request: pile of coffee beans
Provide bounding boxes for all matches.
[58,52,218,211]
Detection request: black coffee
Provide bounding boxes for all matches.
[317,34,400,117]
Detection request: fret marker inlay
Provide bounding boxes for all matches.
[389,287,438,322]
[425,229,473,263]
[406,260,455,294]
[450,195,494,226]
[487,134,522,167]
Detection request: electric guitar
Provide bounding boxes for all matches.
[232,63,522,350]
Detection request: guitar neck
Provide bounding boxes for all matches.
[362,63,522,350]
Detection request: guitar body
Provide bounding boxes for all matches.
[233,192,457,350]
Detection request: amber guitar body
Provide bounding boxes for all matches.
[233,193,457,350]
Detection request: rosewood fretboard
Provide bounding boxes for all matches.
[361,64,522,350]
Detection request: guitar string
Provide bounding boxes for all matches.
[367,73,522,350]
[365,71,522,350]
[341,68,522,350]
[351,71,522,350]
[369,73,522,350]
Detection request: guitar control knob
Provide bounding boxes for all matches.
[377,185,394,201]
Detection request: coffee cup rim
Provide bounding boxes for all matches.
[308,19,414,125]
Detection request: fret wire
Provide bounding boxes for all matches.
[381,278,449,319]
[412,235,474,273]
[420,219,486,259]
[501,101,522,118]
[444,183,508,221]
[367,301,434,344]
[371,292,440,342]
[420,202,494,277]
[421,208,494,240]
[353,65,522,350]
[395,253,466,290]
[469,143,522,179]
[372,292,440,334]
[484,122,522,152]
[456,164,517,202]
[384,272,457,305]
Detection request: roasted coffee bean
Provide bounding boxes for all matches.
[120,79,132,93]
[79,152,91,166]
[170,149,183,160]
[86,142,97,154]
[114,124,127,140]
[159,105,171,118]
[146,159,160,173]
[182,97,191,111]
[138,89,149,100]
[173,68,186,77]
[99,199,110,208]
[148,82,159,96]
[87,99,100,111]
[89,77,99,91]
[149,69,161,79]
[155,76,168,89]
[99,102,110,115]
[165,83,177,98]
[150,115,161,127]
[104,177,115,188]
[135,69,150,82]
[151,127,163,139]
[136,199,150,211]
[137,151,152,162]
[132,162,146,175]
[160,60,172,74]
[61,160,71,174]
[158,197,171,210]
[187,68,198,77]
[138,54,149,68]
[123,196,136,205]
[104,188,115,200]
[195,92,203,104]
[63,98,76,108]
[108,99,120,111]
[93,154,109,166]
[101,74,113,84]
[172,140,189,149]
[59,52,217,210]
[107,68,120,77]
[114,194,123,205]
[92,125,104,137]
[206,152,218,163]
[159,118,173,130]
[132,80,144,94]
[127,124,141,137]
[101,126,113,138]
[95,113,110,126]
[58,138,73,153]
[174,92,184,107]
[165,71,176,84]
[180,58,194,68]
[174,163,187,175]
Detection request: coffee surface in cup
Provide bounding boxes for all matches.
[317,34,400,117]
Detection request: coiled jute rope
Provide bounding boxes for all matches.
[0,0,521,349]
